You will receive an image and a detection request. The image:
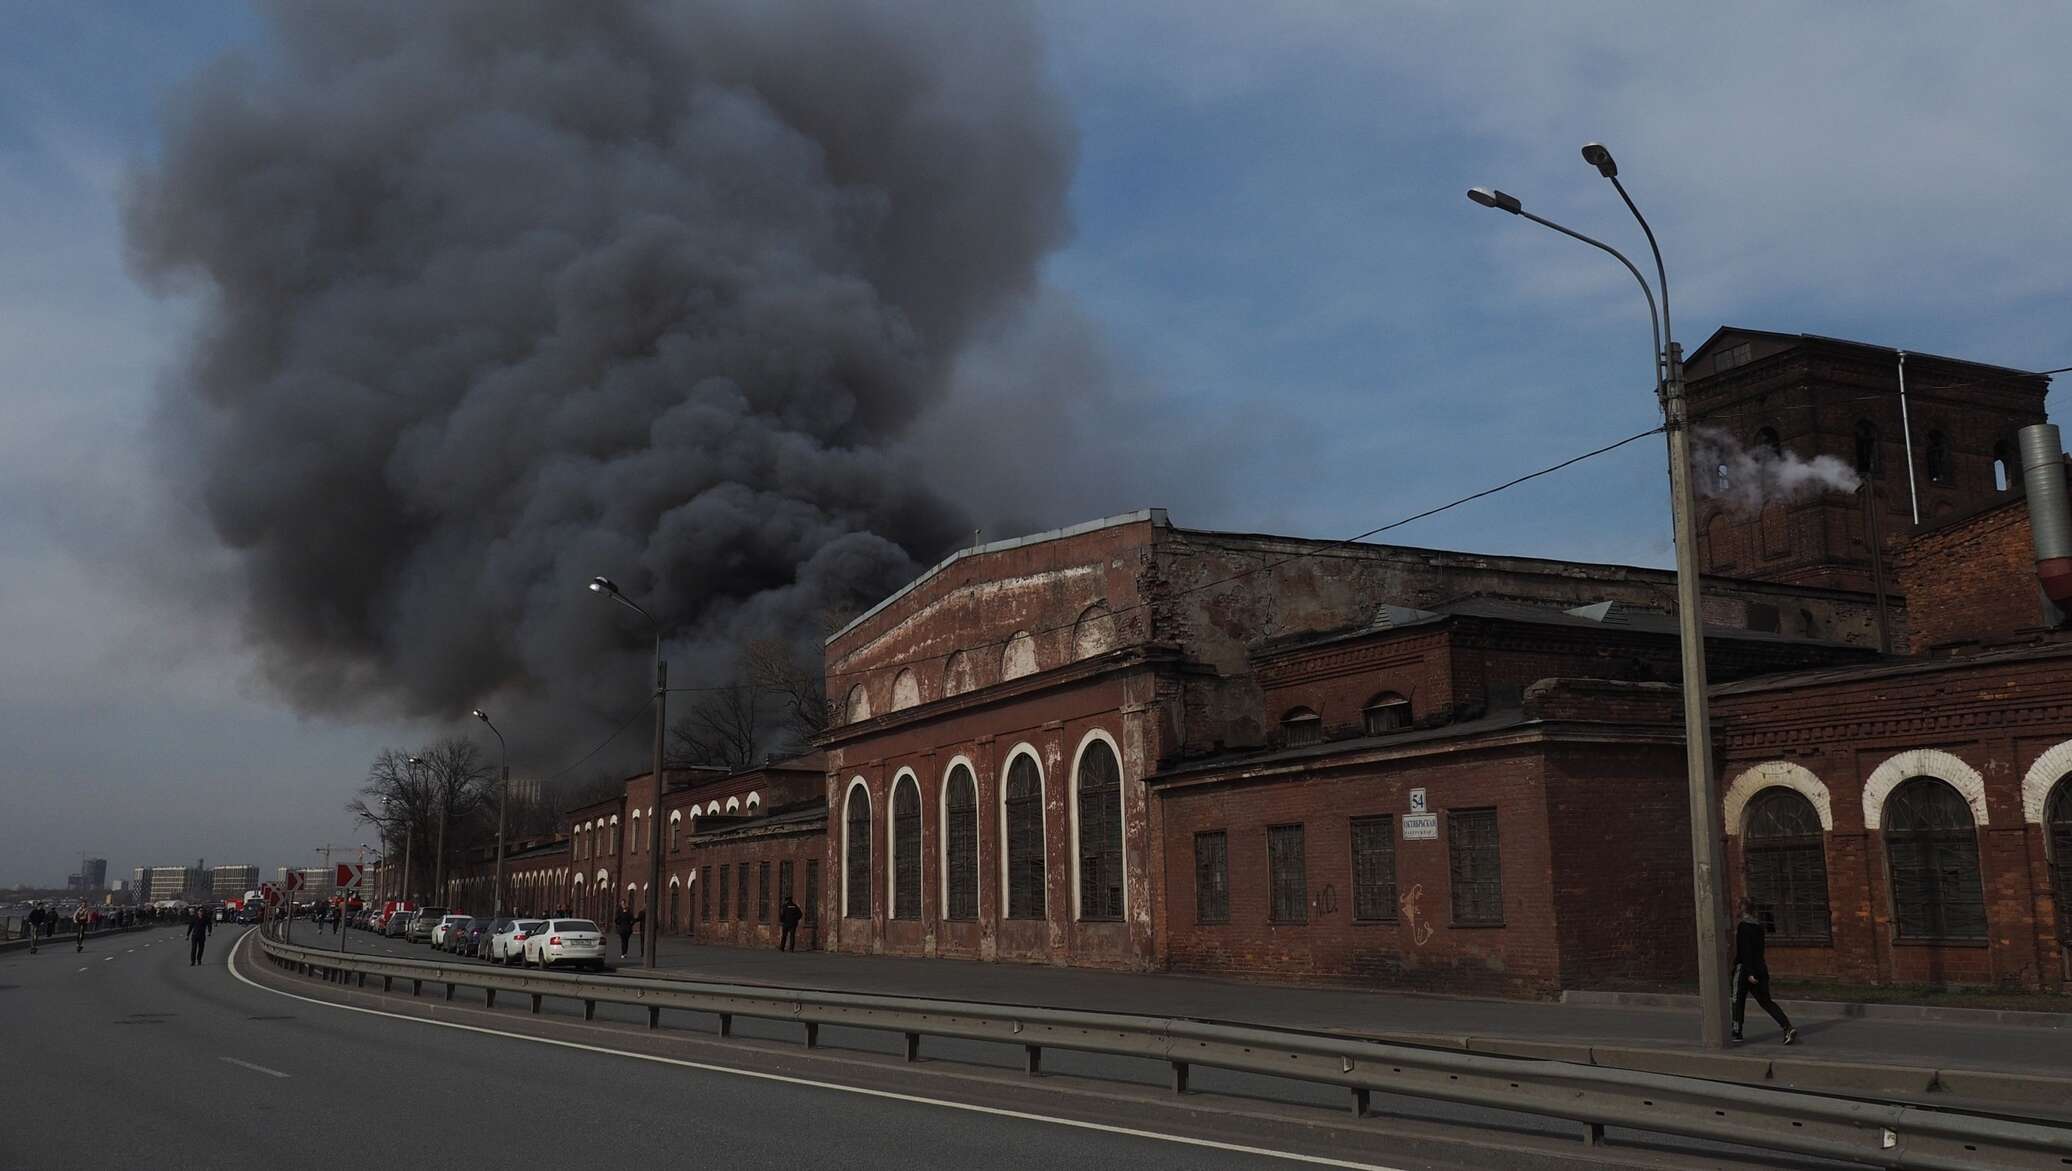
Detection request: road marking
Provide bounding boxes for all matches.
[76,967,87,973]
[102,955,114,962]
[127,949,136,954]
[227,935,1398,1170]
[219,1056,290,1079]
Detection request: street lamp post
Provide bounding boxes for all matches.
[405,755,424,903]
[591,575,666,970]
[1466,145,1732,1048]
[473,709,510,918]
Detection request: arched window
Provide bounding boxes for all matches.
[1003,753,1045,919]
[942,764,978,921]
[845,684,872,724]
[1993,440,2013,492]
[669,881,680,931]
[1002,630,1038,680]
[669,812,680,853]
[1072,602,1117,660]
[1753,427,1781,457]
[1742,788,1830,942]
[844,783,871,920]
[1883,778,1986,940]
[1714,462,1731,493]
[1281,706,1322,747]
[943,651,976,697]
[630,810,640,855]
[1925,430,1951,484]
[891,668,920,711]
[891,775,922,920]
[1855,420,1882,478]
[1075,738,1124,921]
[1363,693,1410,735]
[2048,779,2072,944]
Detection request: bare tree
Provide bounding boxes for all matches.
[668,681,762,770]
[420,737,494,895]
[348,748,437,899]
[744,635,827,745]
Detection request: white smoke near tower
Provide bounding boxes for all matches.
[1692,427,1861,513]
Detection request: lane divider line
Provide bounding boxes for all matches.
[226,933,1400,1171]
[220,1056,290,1079]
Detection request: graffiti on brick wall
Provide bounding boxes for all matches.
[1400,883,1435,947]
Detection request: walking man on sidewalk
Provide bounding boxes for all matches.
[1731,897,1797,1045]
[778,896,801,951]
[73,904,90,952]
[187,907,211,966]
[614,903,636,960]
[26,904,43,953]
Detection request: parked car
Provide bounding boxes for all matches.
[462,917,501,958]
[430,914,472,950]
[522,919,605,971]
[489,919,543,965]
[383,910,416,938]
[404,907,447,943]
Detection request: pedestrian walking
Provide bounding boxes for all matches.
[778,896,802,952]
[73,904,90,952]
[27,905,43,954]
[1730,897,1796,1045]
[187,907,211,966]
[614,903,635,959]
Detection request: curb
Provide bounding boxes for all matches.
[1560,988,2072,1030]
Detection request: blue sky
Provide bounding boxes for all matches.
[3,2,2069,885]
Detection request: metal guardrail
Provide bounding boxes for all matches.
[0,921,150,953]
[253,930,2072,1171]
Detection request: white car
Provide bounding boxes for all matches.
[522,919,606,971]
[490,919,545,965]
[429,914,472,950]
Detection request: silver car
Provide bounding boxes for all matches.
[489,918,544,965]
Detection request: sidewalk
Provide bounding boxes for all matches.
[628,935,2071,1080]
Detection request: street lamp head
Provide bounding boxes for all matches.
[471,709,489,722]
[407,755,423,766]
[1581,142,1617,178]
[588,575,618,597]
[1466,187,1523,215]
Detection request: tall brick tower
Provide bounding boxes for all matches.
[1683,328,2047,596]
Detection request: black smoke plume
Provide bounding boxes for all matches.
[124,1,1076,757]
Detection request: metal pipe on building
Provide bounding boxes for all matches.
[2018,423,2072,616]
[1896,351,1921,526]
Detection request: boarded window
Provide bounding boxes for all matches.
[893,777,922,920]
[2048,780,2072,943]
[1883,778,1986,941]
[1194,831,1229,924]
[1076,740,1124,920]
[1005,754,1046,920]
[1448,809,1503,925]
[1282,707,1322,747]
[1267,824,1307,924]
[700,865,711,921]
[1362,694,1410,736]
[845,785,871,919]
[1350,815,1397,921]
[758,861,771,922]
[1742,788,1831,942]
[718,864,730,922]
[736,862,749,920]
[944,764,979,921]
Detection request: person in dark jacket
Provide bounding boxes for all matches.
[26,905,44,953]
[614,903,636,959]
[778,896,802,951]
[1730,897,1796,1044]
[187,907,212,966]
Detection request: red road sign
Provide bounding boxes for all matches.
[259,883,281,904]
[335,863,364,890]
[284,871,305,891]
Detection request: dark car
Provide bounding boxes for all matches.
[465,917,505,959]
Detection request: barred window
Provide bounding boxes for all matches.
[758,861,771,922]
[1267,824,1307,924]
[2051,780,2072,944]
[1281,707,1322,746]
[805,859,820,926]
[700,865,711,921]
[1005,753,1046,919]
[1362,694,1410,736]
[1742,788,1830,943]
[1076,740,1124,920]
[845,784,871,919]
[1448,808,1503,925]
[717,864,730,921]
[1194,831,1229,924]
[1883,778,1986,941]
[893,776,922,920]
[780,859,795,907]
[736,861,749,920]
[944,764,978,920]
[1350,815,1397,921]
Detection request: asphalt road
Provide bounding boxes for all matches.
[0,926,1860,1171]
